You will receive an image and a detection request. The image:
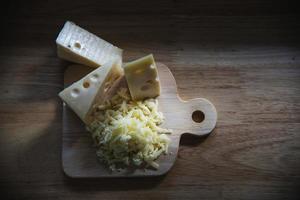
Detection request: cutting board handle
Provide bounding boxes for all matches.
[181,98,217,136]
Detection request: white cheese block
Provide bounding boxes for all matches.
[59,60,123,124]
[124,54,160,100]
[56,21,123,68]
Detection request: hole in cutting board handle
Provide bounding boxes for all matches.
[192,110,205,123]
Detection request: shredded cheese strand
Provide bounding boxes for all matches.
[86,88,171,171]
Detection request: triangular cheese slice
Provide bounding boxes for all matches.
[59,60,123,124]
[56,21,123,68]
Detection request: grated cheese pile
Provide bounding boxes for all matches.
[86,88,171,171]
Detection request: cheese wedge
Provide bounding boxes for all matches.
[59,60,123,124]
[124,54,160,100]
[56,21,123,68]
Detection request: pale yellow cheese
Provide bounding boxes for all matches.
[124,54,160,100]
[59,60,123,124]
[56,21,123,68]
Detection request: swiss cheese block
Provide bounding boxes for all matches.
[59,60,123,124]
[56,21,123,68]
[124,54,160,100]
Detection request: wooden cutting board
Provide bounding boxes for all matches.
[62,62,217,178]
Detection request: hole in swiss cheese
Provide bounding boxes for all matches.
[74,42,81,49]
[83,81,90,88]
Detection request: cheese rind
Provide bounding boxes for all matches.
[59,60,123,124]
[56,21,123,68]
[124,54,160,100]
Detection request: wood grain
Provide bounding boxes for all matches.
[0,0,300,199]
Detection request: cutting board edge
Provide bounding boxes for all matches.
[62,62,216,178]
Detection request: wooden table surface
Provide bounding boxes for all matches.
[0,0,299,199]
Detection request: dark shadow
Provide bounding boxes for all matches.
[63,175,165,191]
[180,133,209,147]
